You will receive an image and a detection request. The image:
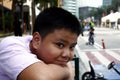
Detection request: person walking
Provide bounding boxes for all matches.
[88,28,95,45]
[89,19,95,30]
[14,19,22,36]
[80,19,85,36]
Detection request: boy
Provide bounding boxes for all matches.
[0,7,80,80]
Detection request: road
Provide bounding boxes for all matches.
[75,27,120,79]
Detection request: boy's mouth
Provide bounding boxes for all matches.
[55,60,68,66]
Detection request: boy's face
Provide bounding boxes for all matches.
[32,29,78,66]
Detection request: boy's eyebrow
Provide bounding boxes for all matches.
[56,39,68,43]
[57,39,77,45]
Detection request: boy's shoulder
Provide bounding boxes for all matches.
[0,36,32,49]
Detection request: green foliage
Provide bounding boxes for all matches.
[111,0,120,12]
[89,8,103,20]
[5,13,12,30]
[0,12,12,32]
[102,0,120,14]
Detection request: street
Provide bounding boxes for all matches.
[76,27,120,79]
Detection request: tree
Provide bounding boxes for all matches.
[111,0,120,12]
[1,0,5,32]
[89,0,120,23]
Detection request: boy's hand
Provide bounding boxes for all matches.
[67,62,75,80]
[48,62,75,80]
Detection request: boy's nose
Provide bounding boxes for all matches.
[62,49,72,61]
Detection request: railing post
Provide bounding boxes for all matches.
[72,56,79,80]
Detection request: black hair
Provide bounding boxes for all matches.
[33,7,81,39]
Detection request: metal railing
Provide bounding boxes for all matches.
[72,54,79,80]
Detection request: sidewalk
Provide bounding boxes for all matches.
[0,32,14,38]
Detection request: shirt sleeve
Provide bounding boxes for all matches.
[0,37,40,80]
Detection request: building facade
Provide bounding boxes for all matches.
[60,0,79,18]
[79,6,97,20]
[103,0,112,6]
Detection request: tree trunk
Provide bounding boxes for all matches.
[2,0,5,32]
[11,0,16,32]
[31,0,35,34]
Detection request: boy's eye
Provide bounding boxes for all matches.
[56,43,64,48]
[70,45,75,50]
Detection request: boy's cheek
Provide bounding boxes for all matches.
[71,53,75,60]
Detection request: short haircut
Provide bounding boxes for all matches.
[33,7,81,39]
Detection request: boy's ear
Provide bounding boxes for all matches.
[32,32,41,49]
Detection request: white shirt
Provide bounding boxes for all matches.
[0,36,40,80]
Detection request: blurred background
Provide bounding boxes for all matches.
[0,0,120,36]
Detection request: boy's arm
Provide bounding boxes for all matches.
[17,62,73,80]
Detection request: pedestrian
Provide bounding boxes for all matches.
[89,19,95,30]
[80,19,84,36]
[0,7,81,80]
[14,19,22,36]
[88,28,95,45]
